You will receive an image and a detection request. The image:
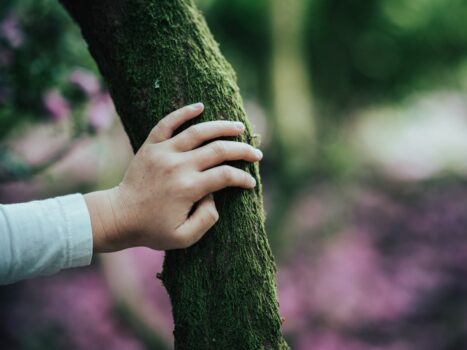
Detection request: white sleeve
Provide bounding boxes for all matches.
[0,193,93,285]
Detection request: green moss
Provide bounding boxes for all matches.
[61,0,289,348]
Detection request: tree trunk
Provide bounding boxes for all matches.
[60,0,289,349]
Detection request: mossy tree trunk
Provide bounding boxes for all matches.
[60,0,289,349]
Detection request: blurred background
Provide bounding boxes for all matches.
[2,0,467,349]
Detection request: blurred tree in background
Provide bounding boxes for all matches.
[307,0,467,110]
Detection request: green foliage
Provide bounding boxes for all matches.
[199,0,271,101]
[0,0,97,137]
[200,0,467,117]
[306,0,467,112]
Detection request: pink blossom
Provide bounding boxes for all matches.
[1,14,24,48]
[0,180,41,203]
[87,93,116,131]
[129,248,174,335]
[278,270,309,332]
[310,232,416,324]
[69,68,100,96]
[298,332,366,350]
[298,331,410,350]
[43,89,71,121]
[5,269,145,350]
[278,229,441,330]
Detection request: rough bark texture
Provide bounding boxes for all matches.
[60,0,289,349]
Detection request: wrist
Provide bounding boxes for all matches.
[84,187,127,253]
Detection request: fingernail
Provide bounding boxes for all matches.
[250,176,257,187]
[255,149,263,159]
[234,121,245,131]
[190,102,204,110]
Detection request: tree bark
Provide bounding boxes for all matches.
[60,0,288,349]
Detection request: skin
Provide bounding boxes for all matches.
[84,102,263,253]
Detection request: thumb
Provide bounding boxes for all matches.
[175,194,219,248]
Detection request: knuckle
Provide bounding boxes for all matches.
[216,120,230,130]
[211,141,226,157]
[241,172,252,185]
[159,154,181,174]
[148,125,158,140]
[187,124,202,140]
[156,118,170,133]
[207,207,219,223]
[248,144,257,155]
[177,177,194,192]
[220,166,234,182]
[168,155,181,167]
[241,143,254,155]
[140,143,154,157]
[150,121,170,141]
[142,145,161,165]
[174,232,191,249]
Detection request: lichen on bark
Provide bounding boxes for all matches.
[60,0,289,348]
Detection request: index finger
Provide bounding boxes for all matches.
[171,120,245,151]
[146,102,204,144]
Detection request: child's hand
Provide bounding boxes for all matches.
[85,103,262,253]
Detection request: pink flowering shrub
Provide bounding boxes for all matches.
[86,93,116,132]
[0,13,23,48]
[0,267,145,350]
[69,68,100,96]
[43,89,71,122]
[278,184,467,350]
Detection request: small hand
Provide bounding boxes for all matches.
[85,102,262,252]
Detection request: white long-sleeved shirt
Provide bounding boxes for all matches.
[0,193,93,285]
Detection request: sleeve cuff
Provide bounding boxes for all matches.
[58,193,93,269]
